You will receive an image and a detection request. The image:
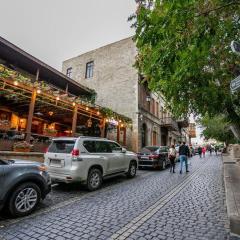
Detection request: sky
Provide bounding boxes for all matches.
[0,0,136,70]
[0,0,202,143]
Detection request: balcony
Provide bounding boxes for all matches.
[177,118,189,128]
[160,117,179,131]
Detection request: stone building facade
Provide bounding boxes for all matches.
[62,37,188,152]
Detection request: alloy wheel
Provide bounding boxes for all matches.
[90,172,100,188]
[15,187,38,213]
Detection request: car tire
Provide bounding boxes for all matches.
[126,161,137,178]
[87,168,102,191]
[8,182,41,217]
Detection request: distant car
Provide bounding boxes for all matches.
[44,137,138,191]
[0,159,51,217]
[137,146,170,170]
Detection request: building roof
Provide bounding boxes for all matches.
[0,36,93,97]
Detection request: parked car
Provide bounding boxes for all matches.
[0,159,51,217]
[44,137,138,191]
[137,146,170,170]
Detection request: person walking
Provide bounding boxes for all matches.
[179,142,190,174]
[202,146,206,158]
[209,146,212,155]
[198,146,202,158]
[168,145,176,173]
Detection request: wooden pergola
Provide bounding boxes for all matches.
[0,36,131,146]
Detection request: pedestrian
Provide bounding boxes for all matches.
[202,146,206,158]
[209,146,212,156]
[198,146,202,158]
[168,145,176,173]
[215,146,218,155]
[179,142,190,174]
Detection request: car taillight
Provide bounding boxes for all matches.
[72,149,80,156]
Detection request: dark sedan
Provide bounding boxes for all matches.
[0,159,51,217]
[137,146,169,170]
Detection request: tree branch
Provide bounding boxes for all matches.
[195,1,240,17]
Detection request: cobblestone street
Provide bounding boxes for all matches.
[0,155,234,240]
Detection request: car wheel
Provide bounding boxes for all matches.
[126,161,137,178]
[161,160,166,170]
[87,168,102,191]
[8,182,41,217]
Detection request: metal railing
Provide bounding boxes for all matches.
[160,117,179,131]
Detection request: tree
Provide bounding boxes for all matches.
[130,0,240,138]
[199,115,236,144]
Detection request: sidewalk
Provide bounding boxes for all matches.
[223,154,240,237]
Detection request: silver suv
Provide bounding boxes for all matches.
[44,137,138,191]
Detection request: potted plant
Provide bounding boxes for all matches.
[13,141,32,152]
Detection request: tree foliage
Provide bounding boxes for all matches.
[130,0,240,128]
[199,115,236,143]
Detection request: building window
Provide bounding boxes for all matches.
[66,67,72,78]
[85,61,94,78]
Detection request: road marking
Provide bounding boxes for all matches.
[110,160,209,240]
[0,169,155,228]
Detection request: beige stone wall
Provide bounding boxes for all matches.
[63,37,139,151]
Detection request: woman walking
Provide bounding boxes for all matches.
[168,145,177,173]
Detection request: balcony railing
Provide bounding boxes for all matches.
[160,117,179,131]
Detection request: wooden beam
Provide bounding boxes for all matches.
[72,105,78,136]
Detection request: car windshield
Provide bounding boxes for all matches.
[48,140,76,153]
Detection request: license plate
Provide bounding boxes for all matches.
[50,159,64,167]
[141,156,149,160]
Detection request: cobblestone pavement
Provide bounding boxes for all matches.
[0,155,234,240]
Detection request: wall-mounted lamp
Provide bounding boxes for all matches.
[146,96,151,102]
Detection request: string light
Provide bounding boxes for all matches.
[97,111,100,115]
[13,80,18,86]
[72,102,76,107]
[36,89,41,94]
[86,106,89,111]
[56,96,60,101]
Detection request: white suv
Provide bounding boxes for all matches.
[44,137,138,191]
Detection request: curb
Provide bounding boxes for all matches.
[222,154,240,237]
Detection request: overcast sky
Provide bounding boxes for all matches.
[0,0,136,70]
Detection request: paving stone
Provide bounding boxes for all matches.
[0,156,238,240]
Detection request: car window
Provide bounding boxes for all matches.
[0,159,8,165]
[83,141,96,153]
[159,147,168,153]
[108,142,121,151]
[48,140,75,153]
[141,146,159,153]
[95,141,112,153]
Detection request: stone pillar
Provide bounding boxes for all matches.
[25,88,37,143]
[72,105,78,136]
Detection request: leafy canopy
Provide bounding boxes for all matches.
[131,0,240,123]
[199,115,236,143]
